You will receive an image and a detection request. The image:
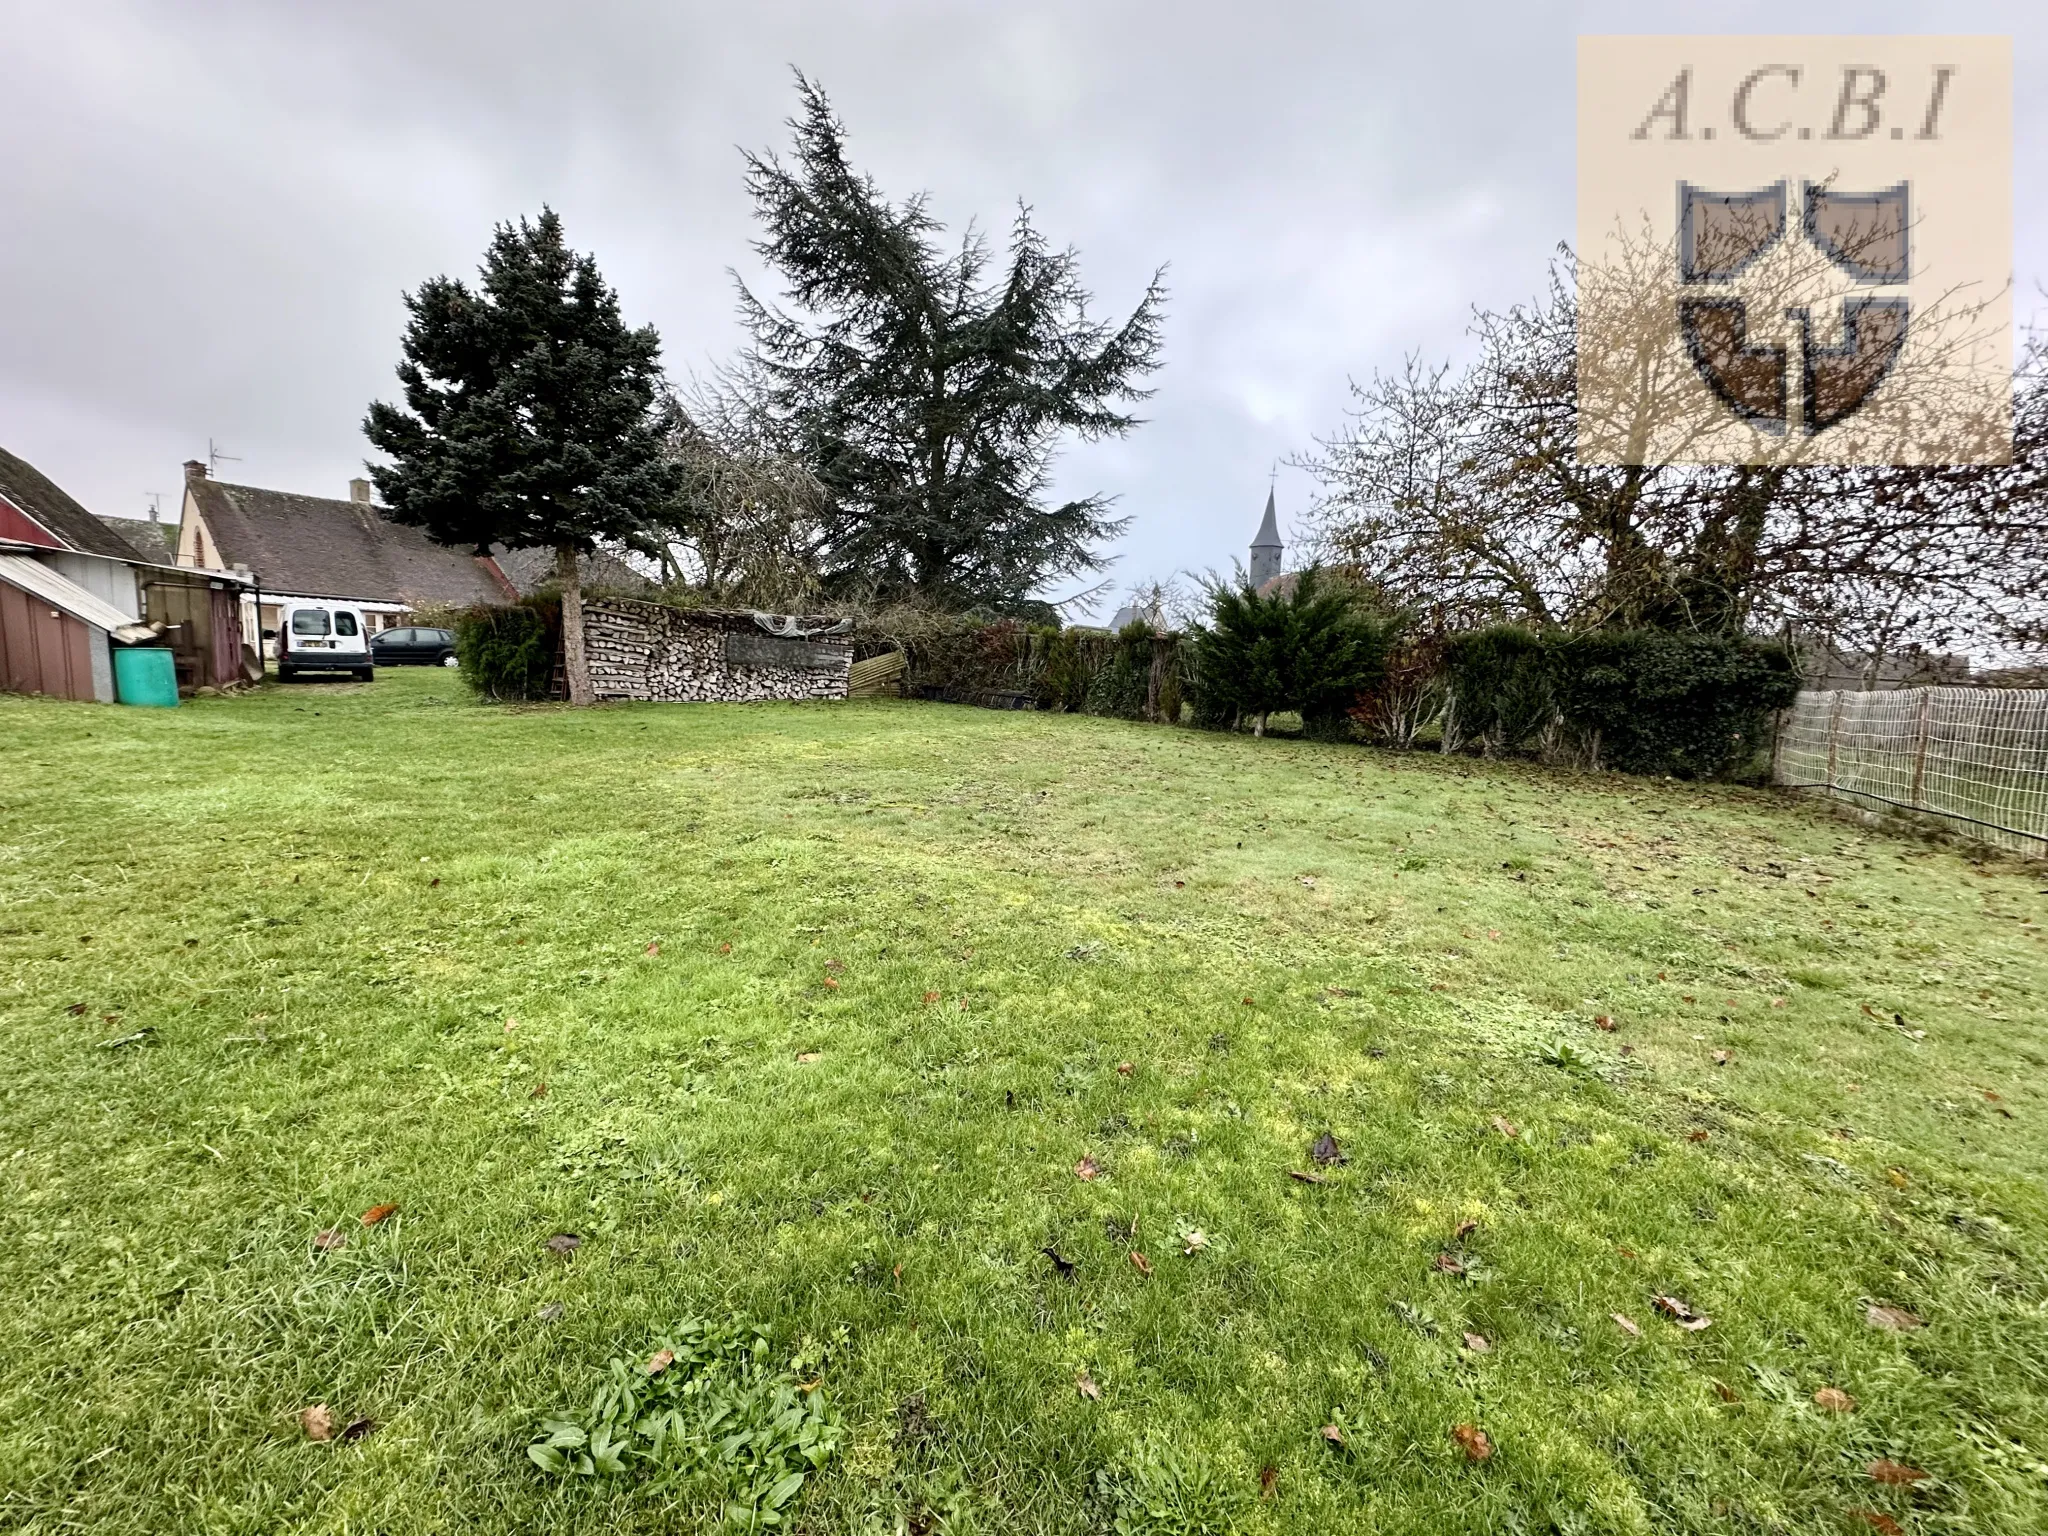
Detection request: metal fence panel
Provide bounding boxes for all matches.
[1774,688,2048,857]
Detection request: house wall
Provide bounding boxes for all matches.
[38,550,142,621]
[584,600,852,703]
[0,496,64,549]
[0,575,111,701]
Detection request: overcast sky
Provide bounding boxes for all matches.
[3,1,2043,606]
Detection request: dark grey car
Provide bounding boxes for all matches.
[370,626,459,667]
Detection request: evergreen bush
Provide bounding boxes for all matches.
[1191,569,1392,736]
[452,599,561,702]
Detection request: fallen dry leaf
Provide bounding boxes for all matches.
[529,1080,548,1099]
[1618,1044,1635,1057]
[644,942,660,956]
[1074,1155,1100,1181]
[65,1002,88,1016]
[1320,1423,1346,1447]
[1181,1229,1209,1257]
[312,1229,347,1254]
[796,1051,822,1064]
[647,1349,675,1376]
[1617,1246,1637,1259]
[1311,1131,1348,1167]
[1288,1169,1327,1184]
[536,1301,564,1322]
[1259,1464,1278,1497]
[1594,1015,1615,1031]
[1129,1250,1153,1277]
[1116,1061,1133,1076]
[1866,1303,1925,1332]
[1814,1386,1857,1413]
[1687,1130,1710,1143]
[1847,1513,1905,1536]
[1867,1459,1929,1486]
[1463,1332,1491,1354]
[923,991,940,1004]
[1653,1295,1712,1331]
[1712,1379,1739,1403]
[1432,1252,1466,1276]
[545,1233,582,1255]
[1076,1368,1102,1401]
[1771,996,1786,1007]
[1612,1313,1642,1338]
[503,1018,517,1034]
[719,942,732,954]
[359,1203,398,1227]
[340,1416,375,1443]
[300,1404,335,1441]
[822,976,839,990]
[1713,1050,1733,1066]
[1490,1116,1519,1139]
[1451,1423,1493,1461]
[824,958,845,973]
[1453,1218,1479,1240]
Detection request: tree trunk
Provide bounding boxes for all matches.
[557,544,593,706]
[1255,711,1268,737]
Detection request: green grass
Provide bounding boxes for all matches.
[2,669,2045,1535]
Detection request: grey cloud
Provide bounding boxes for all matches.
[3,0,2042,595]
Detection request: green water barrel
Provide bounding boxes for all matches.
[113,647,179,708]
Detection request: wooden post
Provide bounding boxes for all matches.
[1825,690,1843,789]
[1908,687,1933,808]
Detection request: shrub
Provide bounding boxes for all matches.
[1442,625,1550,755]
[1441,625,1799,778]
[1547,630,1799,778]
[452,599,560,702]
[1087,623,1159,720]
[1191,569,1393,736]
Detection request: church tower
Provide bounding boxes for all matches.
[1248,488,1283,589]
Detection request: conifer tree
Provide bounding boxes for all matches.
[365,209,675,703]
[728,75,1167,610]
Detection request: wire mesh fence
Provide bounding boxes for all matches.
[1773,687,2048,858]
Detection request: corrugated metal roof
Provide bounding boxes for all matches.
[0,553,150,635]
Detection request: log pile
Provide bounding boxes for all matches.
[582,600,852,703]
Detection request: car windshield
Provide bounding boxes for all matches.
[334,611,359,637]
[290,609,330,637]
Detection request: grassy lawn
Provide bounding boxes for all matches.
[2,669,2045,1535]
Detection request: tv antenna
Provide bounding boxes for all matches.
[208,438,242,476]
[144,491,164,522]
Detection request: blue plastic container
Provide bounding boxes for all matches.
[113,647,179,708]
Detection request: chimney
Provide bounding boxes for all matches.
[183,459,208,484]
[349,477,372,505]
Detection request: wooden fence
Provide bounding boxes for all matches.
[1773,687,2048,857]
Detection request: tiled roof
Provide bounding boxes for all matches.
[489,543,654,598]
[187,478,514,606]
[0,446,152,560]
[96,515,179,567]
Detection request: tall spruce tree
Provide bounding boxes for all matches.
[729,75,1167,610]
[364,209,675,703]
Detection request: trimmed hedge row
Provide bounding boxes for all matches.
[1442,625,1799,778]
[450,593,1797,781]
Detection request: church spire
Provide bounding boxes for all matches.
[1249,488,1282,588]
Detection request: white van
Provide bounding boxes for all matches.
[276,600,374,682]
